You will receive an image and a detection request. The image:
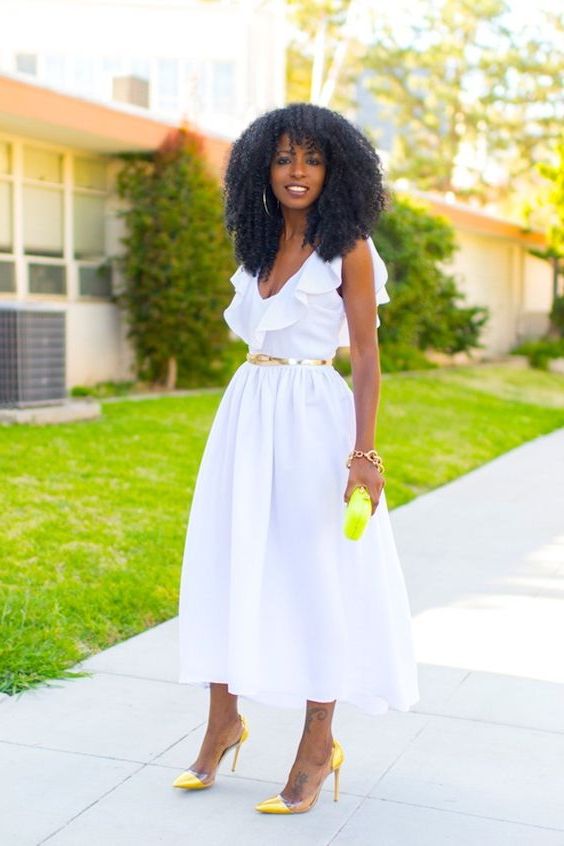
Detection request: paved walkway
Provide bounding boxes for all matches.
[2,429,564,845]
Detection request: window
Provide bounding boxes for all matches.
[24,146,63,183]
[75,157,107,191]
[0,182,13,253]
[0,141,13,255]
[74,194,105,259]
[22,146,64,259]
[73,157,109,295]
[79,264,112,298]
[1,140,111,299]
[0,141,11,175]
[73,157,107,260]
[183,61,205,119]
[157,59,179,112]
[44,55,66,89]
[103,57,123,77]
[23,186,64,258]
[0,261,15,293]
[129,59,150,82]
[28,263,66,295]
[16,53,37,75]
[74,56,97,98]
[212,61,236,113]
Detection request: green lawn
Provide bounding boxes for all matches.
[2,363,564,695]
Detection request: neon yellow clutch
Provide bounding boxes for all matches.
[343,485,372,540]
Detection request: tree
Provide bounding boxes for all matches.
[374,194,489,354]
[533,140,564,334]
[286,0,365,111]
[285,1,562,214]
[363,0,563,204]
[114,127,235,389]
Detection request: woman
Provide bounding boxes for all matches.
[174,102,419,814]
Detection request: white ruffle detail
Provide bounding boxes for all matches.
[332,236,391,347]
[250,252,337,347]
[222,265,252,343]
[222,236,391,349]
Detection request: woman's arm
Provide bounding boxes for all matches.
[340,237,385,514]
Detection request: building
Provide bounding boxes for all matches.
[415,192,553,358]
[0,0,286,141]
[0,74,553,391]
[0,0,285,390]
[0,74,232,386]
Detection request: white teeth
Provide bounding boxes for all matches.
[287,186,307,192]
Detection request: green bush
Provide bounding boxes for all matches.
[70,381,136,398]
[332,343,436,376]
[512,338,564,369]
[115,127,235,390]
[373,195,489,355]
[379,342,438,373]
[178,338,248,388]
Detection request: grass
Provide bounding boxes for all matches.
[1,362,564,695]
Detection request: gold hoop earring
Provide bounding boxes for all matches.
[262,186,280,217]
[262,186,272,217]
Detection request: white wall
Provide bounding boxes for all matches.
[66,301,135,386]
[516,253,553,340]
[445,230,549,357]
[0,0,286,139]
[522,252,554,312]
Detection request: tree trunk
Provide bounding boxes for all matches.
[166,356,177,391]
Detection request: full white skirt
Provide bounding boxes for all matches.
[178,361,419,716]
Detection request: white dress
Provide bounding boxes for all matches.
[177,236,420,716]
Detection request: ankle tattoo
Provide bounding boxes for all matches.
[304,705,328,734]
[294,769,310,790]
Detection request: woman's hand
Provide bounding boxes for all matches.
[344,460,384,516]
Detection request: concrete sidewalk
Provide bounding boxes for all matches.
[2,429,564,845]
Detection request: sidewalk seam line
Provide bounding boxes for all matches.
[364,795,564,834]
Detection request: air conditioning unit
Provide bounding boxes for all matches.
[0,304,66,408]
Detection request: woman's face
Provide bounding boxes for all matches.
[269,132,326,211]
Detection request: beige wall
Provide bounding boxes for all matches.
[518,252,553,339]
[66,301,135,386]
[445,229,552,357]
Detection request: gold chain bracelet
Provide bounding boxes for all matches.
[346,448,385,474]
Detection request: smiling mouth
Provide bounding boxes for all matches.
[285,185,309,196]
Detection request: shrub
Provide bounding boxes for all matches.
[512,338,564,369]
[373,195,489,355]
[70,381,136,398]
[115,127,235,389]
[378,342,438,373]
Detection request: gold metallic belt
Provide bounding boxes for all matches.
[246,352,334,366]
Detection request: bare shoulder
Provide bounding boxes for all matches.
[338,237,378,350]
[341,237,373,296]
[342,236,371,267]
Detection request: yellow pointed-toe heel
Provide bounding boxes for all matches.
[173,713,249,790]
[255,738,345,814]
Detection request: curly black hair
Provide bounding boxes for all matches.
[223,102,387,282]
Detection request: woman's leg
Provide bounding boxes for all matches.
[279,699,337,803]
[187,682,244,776]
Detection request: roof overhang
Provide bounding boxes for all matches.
[0,73,177,154]
[409,190,546,249]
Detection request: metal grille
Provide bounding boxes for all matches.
[0,306,66,408]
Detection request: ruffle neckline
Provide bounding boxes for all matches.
[223,235,390,348]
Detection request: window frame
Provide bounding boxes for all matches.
[0,134,113,303]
